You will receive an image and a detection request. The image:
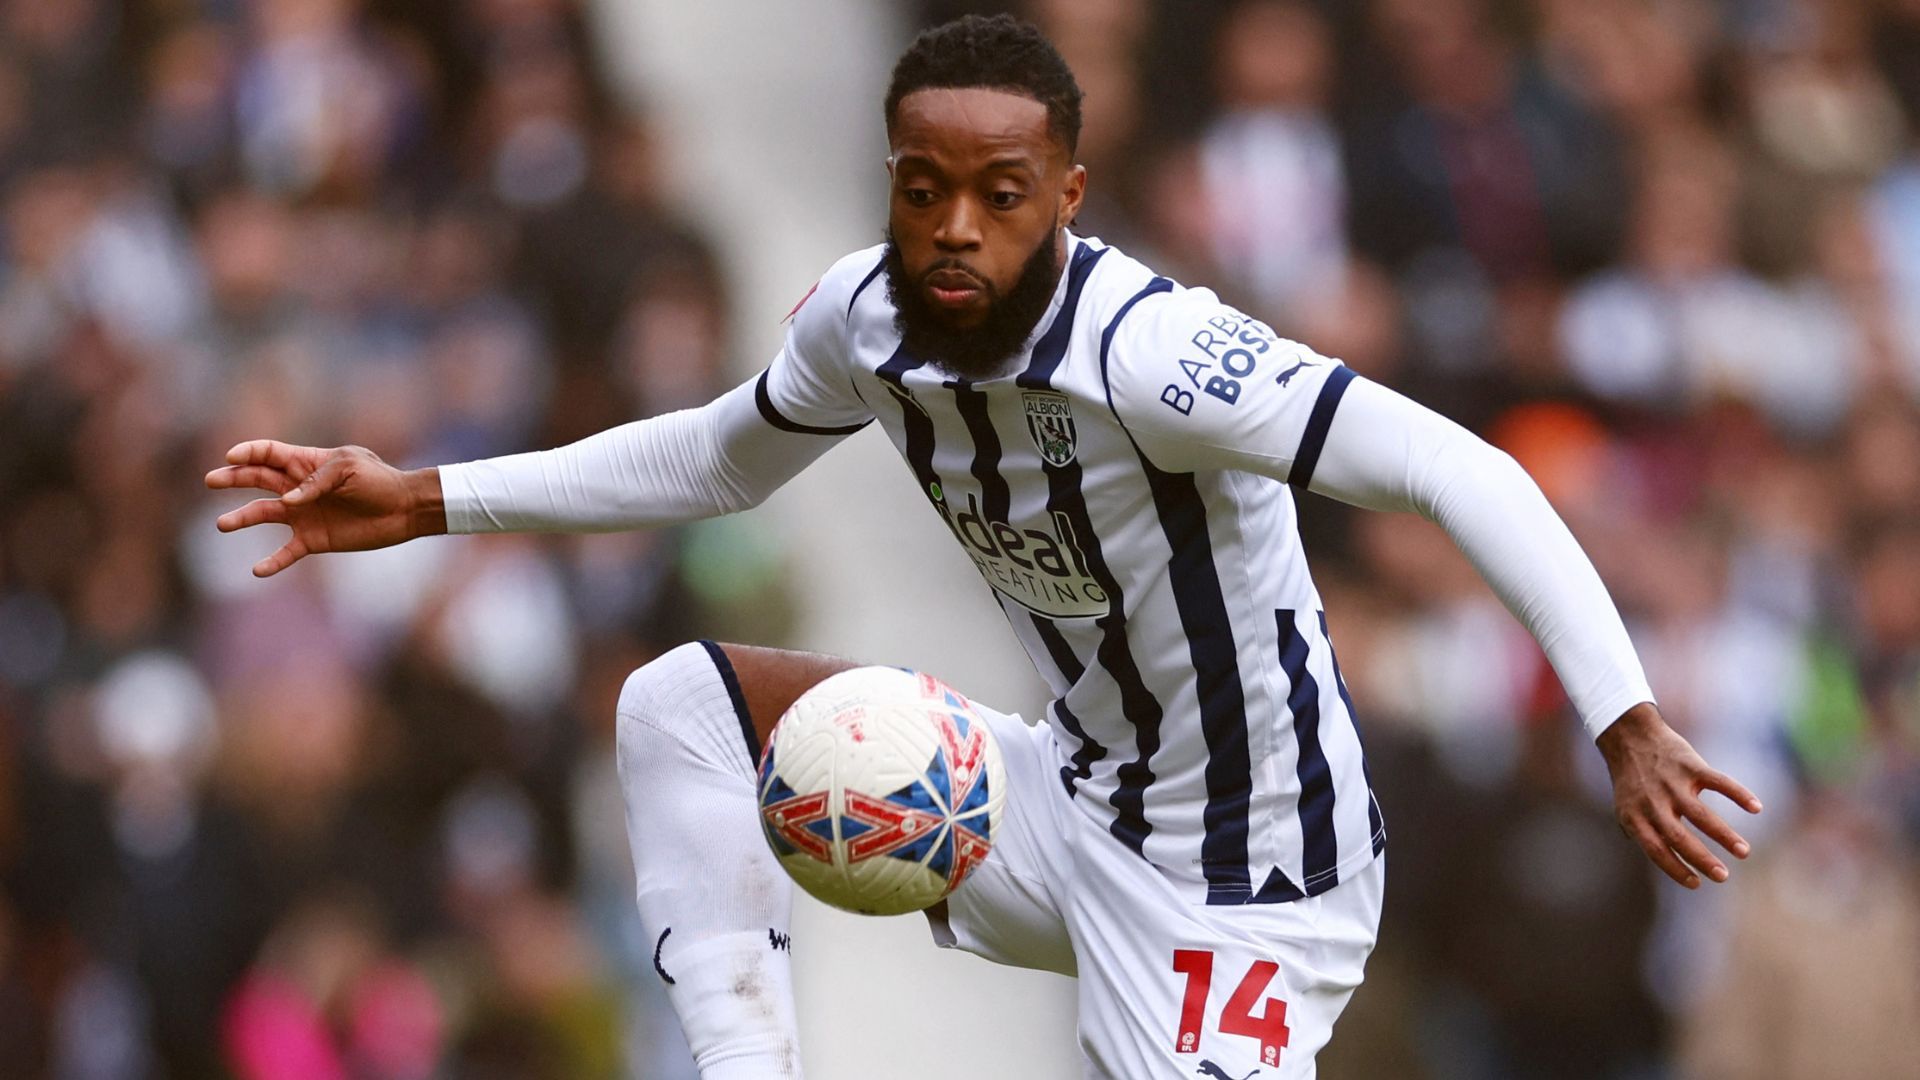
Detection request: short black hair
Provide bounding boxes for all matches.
[884,14,1083,156]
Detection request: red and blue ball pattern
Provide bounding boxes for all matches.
[757,669,1004,915]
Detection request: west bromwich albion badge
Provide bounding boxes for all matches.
[1022,391,1077,468]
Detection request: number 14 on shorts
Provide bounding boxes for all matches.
[1172,949,1292,1067]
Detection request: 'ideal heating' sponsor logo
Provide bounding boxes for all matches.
[928,488,1110,619]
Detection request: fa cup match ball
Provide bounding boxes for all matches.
[756,667,1006,916]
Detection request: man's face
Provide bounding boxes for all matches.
[884,87,1085,378]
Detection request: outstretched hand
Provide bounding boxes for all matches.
[204,440,444,577]
[1598,703,1763,889]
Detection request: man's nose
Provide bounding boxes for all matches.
[933,197,983,252]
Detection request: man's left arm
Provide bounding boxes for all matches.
[1305,377,1762,889]
[1105,297,1761,888]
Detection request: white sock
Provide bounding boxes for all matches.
[616,642,802,1079]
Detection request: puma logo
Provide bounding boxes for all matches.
[1196,1063,1259,1080]
[1274,357,1315,387]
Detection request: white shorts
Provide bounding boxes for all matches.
[929,704,1384,1080]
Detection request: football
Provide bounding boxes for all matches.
[755,666,1007,915]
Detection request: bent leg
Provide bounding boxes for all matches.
[614,641,855,1079]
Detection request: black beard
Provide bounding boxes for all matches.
[884,229,1063,380]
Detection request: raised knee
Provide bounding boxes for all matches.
[616,641,754,779]
[618,642,713,725]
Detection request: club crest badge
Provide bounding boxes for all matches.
[1022,391,1077,468]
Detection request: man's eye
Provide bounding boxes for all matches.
[903,188,937,207]
[989,191,1025,209]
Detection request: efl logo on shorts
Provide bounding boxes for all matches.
[1023,391,1077,468]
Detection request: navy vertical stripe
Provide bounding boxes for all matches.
[874,346,941,503]
[1090,274,1254,903]
[1013,247,1168,855]
[948,287,1113,800]
[949,381,1010,522]
[1066,275,1177,857]
[1032,614,1086,683]
[1278,609,1340,894]
[1287,365,1357,489]
[1134,464,1254,904]
[1051,700,1103,797]
[1031,615,1105,795]
[1320,612,1385,855]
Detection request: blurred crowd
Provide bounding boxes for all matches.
[0,0,788,1076]
[0,0,1916,1077]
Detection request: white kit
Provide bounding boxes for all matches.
[441,232,1654,1075]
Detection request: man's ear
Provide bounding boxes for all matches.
[1059,163,1087,227]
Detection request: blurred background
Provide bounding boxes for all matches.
[0,0,1917,1077]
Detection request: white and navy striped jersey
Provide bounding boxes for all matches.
[759,233,1385,906]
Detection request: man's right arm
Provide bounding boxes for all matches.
[444,251,880,533]
[207,373,864,576]
[439,374,850,533]
[210,250,882,576]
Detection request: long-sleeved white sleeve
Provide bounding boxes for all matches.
[1305,378,1654,740]
[438,376,855,534]
[1105,289,1652,740]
